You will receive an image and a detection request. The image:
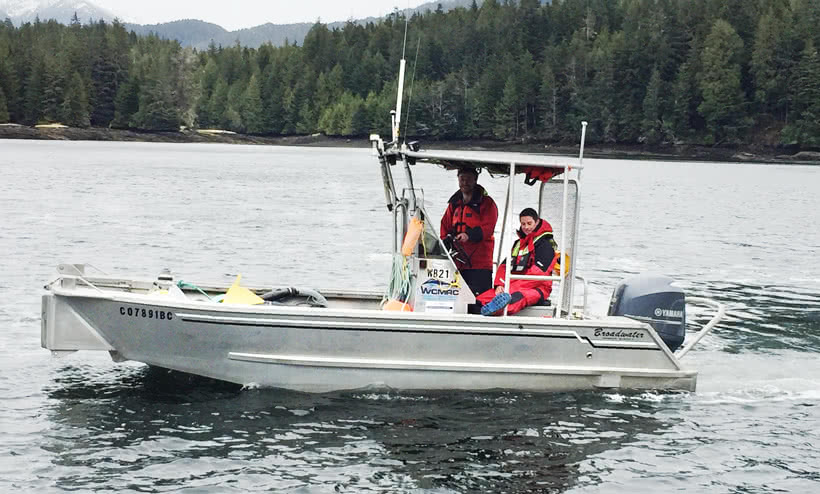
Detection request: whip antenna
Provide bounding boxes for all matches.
[403,37,421,140]
[392,12,410,142]
[402,9,409,59]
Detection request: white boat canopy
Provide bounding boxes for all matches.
[372,125,589,317]
[387,146,582,180]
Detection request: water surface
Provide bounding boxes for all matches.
[1,140,818,492]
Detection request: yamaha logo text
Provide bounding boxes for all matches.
[654,308,683,318]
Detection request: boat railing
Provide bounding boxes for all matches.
[508,274,563,282]
[44,264,111,294]
[45,274,107,294]
[675,297,727,358]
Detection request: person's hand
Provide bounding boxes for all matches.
[455,233,469,243]
[495,286,504,295]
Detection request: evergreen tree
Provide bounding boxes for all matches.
[494,75,520,139]
[750,9,793,122]
[537,63,559,139]
[584,31,620,143]
[670,49,702,140]
[316,64,344,110]
[0,51,21,122]
[362,83,394,136]
[195,57,220,127]
[318,91,364,136]
[641,67,664,144]
[241,73,264,133]
[783,40,820,145]
[412,76,463,139]
[472,56,506,137]
[0,86,9,123]
[0,1,816,146]
[61,71,90,127]
[302,23,336,74]
[90,46,120,126]
[112,75,140,129]
[41,57,67,123]
[132,70,180,131]
[698,20,749,144]
[260,61,284,134]
[224,80,245,131]
[23,58,46,124]
[292,69,318,133]
[208,78,229,129]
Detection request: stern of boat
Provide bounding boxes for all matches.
[41,290,115,355]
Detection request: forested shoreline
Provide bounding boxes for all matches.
[0,0,818,150]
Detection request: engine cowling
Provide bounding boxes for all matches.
[608,274,686,351]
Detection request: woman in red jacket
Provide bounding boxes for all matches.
[477,208,557,316]
[440,167,498,295]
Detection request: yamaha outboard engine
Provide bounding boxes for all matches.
[608,274,686,351]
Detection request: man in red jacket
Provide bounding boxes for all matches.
[440,167,498,296]
[477,208,557,316]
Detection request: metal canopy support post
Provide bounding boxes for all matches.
[567,121,588,315]
[379,158,401,253]
[554,160,570,318]
[402,159,417,215]
[496,181,511,268]
[503,162,516,316]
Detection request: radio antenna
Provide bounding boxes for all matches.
[403,37,421,141]
[392,12,410,142]
[402,9,409,59]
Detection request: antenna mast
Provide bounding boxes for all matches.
[392,14,409,143]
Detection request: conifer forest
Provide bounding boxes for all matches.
[0,0,818,147]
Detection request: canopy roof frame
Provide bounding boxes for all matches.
[370,122,588,319]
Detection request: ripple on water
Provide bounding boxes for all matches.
[2,145,820,492]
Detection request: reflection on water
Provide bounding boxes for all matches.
[44,366,672,492]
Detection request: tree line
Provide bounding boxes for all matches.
[0,0,818,147]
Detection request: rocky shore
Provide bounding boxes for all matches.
[2,124,818,164]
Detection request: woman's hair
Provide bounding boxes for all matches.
[519,207,539,220]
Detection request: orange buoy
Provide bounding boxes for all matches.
[383,299,413,311]
[400,217,424,256]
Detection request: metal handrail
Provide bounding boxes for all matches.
[503,273,587,317]
[675,297,727,358]
[509,274,563,282]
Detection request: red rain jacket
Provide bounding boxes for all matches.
[494,218,557,298]
[440,185,498,271]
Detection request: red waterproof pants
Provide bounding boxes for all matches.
[476,286,545,316]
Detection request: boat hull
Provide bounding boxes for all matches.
[42,281,696,392]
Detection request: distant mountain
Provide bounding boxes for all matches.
[1,0,484,49]
[125,19,230,48]
[126,0,481,50]
[0,0,115,24]
[124,19,315,50]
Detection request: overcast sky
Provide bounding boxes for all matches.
[93,1,430,31]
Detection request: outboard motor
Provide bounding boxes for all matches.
[608,274,686,351]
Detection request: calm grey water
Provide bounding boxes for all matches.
[1,139,819,493]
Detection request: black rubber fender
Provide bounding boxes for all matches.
[260,287,328,307]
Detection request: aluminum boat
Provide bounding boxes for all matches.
[41,54,724,392]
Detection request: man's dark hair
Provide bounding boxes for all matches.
[457,167,479,177]
[519,207,539,220]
